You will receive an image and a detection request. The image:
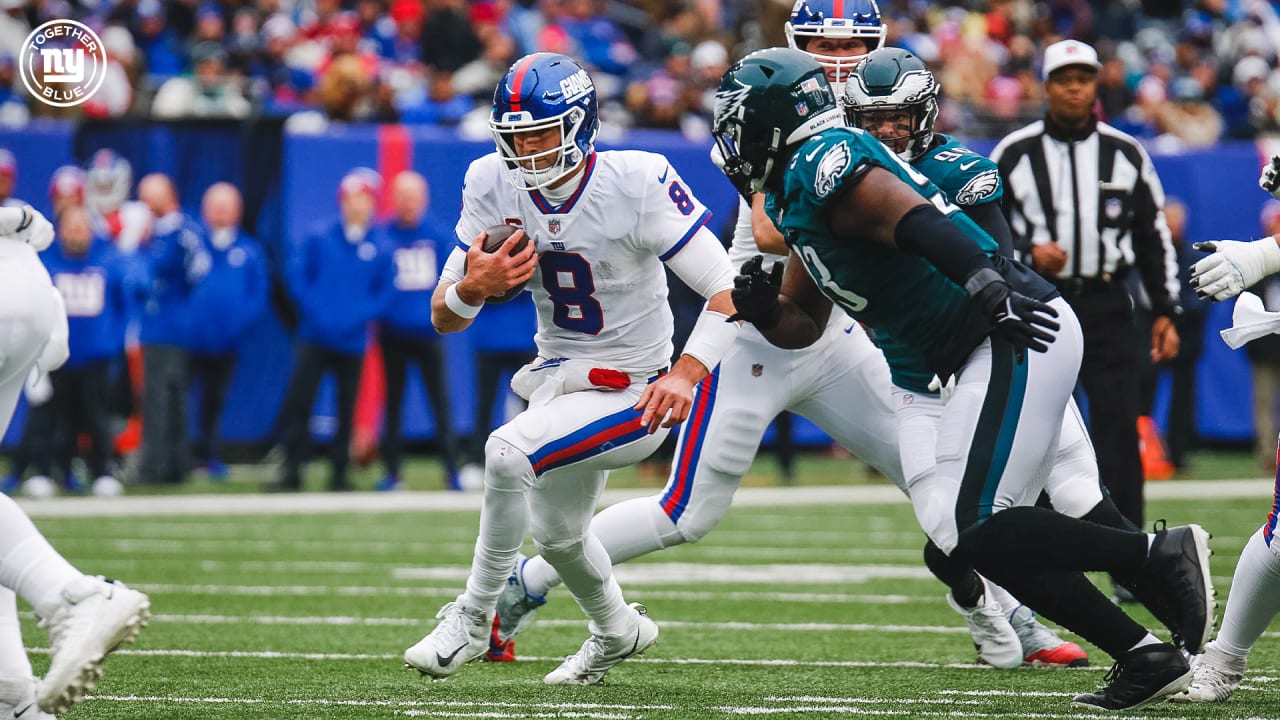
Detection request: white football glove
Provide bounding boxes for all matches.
[6,206,55,251]
[23,367,52,406]
[35,288,69,374]
[1190,238,1280,301]
[1261,155,1280,200]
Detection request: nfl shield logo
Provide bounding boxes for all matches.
[795,102,809,116]
[1105,198,1122,220]
[751,363,763,377]
[549,219,561,234]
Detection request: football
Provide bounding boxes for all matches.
[478,224,530,304]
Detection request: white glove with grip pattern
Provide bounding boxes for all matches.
[1190,238,1280,301]
[1260,155,1280,200]
[4,206,54,251]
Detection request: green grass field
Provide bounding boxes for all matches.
[15,455,1280,719]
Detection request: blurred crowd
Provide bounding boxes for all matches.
[0,148,503,495]
[2,0,1280,144]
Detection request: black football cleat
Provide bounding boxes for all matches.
[1071,643,1191,711]
[1138,522,1215,653]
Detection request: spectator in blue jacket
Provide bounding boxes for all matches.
[277,168,394,491]
[375,171,460,492]
[23,206,133,495]
[136,174,210,485]
[188,183,268,480]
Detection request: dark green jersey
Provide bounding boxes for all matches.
[765,126,1051,392]
[916,134,1002,209]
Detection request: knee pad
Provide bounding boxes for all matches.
[483,435,534,492]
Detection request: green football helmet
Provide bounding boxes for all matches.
[712,47,844,196]
[843,47,939,162]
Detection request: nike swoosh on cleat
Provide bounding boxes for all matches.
[658,168,669,184]
[959,159,979,171]
[13,703,32,718]
[436,643,469,667]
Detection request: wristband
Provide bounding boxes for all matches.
[681,309,738,372]
[444,283,483,319]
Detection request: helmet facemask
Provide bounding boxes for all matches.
[491,105,591,191]
[785,0,887,84]
[843,52,939,162]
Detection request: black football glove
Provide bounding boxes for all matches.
[966,268,1060,353]
[727,254,783,328]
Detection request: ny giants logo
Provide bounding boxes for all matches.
[558,69,593,103]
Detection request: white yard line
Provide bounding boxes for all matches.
[393,563,933,584]
[25,611,970,634]
[16,479,1273,517]
[128,582,926,603]
[75,691,1280,720]
[26,646,1005,669]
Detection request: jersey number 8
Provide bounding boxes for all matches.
[539,251,604,335]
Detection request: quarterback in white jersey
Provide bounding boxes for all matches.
[0,206,150,718]
[1170,157,1280,702]
[403,53,738,686]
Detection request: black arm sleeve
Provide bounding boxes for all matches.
[965,201,1015,259]
[894,204,997,286]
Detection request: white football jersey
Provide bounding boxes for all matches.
[727,196,788,271]
[455,150,713,374]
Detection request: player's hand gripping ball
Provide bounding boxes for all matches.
[473,224,531,304]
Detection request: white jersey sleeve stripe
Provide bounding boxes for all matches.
[658,208,713,262]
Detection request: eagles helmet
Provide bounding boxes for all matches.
[84,149,132,215]
[843,48,939,162]
[712,48,844,196]
[491,52,599,191]
[785,0,887,83]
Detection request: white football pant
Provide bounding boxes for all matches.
[460,372,669,636]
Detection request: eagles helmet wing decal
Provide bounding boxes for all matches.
[814,141,851,198]
[954,168,1000,206]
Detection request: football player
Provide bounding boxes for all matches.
[1171,156,1280,702]
[845,46,1162,663]
[493,1,1077,673]
[83,150,150,255]
[0,205,150,717]
[715,48,1213,711]
[402,52,739,685]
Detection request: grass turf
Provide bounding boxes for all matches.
[16,479,1280,719]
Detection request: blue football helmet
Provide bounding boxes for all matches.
[490,52,599,191]
[785,0,887,84]
[84,148,132,214]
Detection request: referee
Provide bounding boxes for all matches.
[991,40,1182,550]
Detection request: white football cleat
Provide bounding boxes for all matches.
[495,554,547,643]
[404,601,490,679]
[21,476,55,499]
[37,576,150,715]
[1170,641,1247,703]
[544,603,658,685]
[0,676,56,720]
[947,581,1022,669]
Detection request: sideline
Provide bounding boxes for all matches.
[16,478,1274,518]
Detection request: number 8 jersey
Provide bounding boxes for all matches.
[450,150,722,374]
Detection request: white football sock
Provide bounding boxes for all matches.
[0,588,31,680]
[1128,632,1162,651]
[542,530,635,637]
[1214,527,1280,659]
[522,495,686,597]
[459,440,532,612]
[0,495,83,618]
[983,579,1018,615]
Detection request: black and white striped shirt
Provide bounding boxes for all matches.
[990,118,1181,317]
